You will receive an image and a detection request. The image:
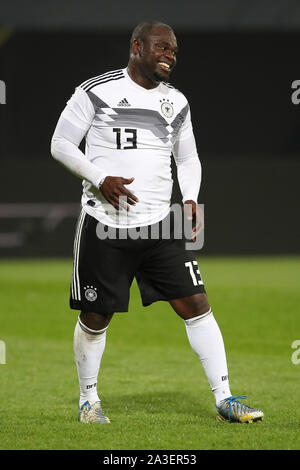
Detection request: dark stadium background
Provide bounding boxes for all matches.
[0,0,300,257]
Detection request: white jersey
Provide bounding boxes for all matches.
[51,67,201,228]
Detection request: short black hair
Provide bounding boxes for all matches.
[129,20,174,52]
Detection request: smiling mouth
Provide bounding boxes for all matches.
[158,62,172,72]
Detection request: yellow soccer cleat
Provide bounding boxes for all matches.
[216,395,264,423]
[78,400,110,424]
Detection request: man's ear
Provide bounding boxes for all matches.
[132,39,142,56]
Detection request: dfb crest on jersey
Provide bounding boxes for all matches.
[160,99,174,118]
[84,286,98,302]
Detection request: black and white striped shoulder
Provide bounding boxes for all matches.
[162,81,187,101]
[162,81,175,89]
[80,69,125,92]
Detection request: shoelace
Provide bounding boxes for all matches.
[220,395,248,421]
[95,405,106,419]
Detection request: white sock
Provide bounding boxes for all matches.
[184,309,232,405]
[73,316,107,408]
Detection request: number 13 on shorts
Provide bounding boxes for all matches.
[185,260,204,286]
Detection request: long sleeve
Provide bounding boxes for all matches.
[51,87,108,188]
[172,108,201,203]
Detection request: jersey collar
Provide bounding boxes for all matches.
[123,67,161,93]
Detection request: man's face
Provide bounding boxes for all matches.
[136,26,178,84]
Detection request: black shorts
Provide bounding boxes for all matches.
[70,209,205,314]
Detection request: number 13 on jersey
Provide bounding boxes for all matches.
[113,128,137,150]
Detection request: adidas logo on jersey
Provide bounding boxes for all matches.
[117,98,131,107]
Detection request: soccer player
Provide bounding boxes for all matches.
[51,21,264,424]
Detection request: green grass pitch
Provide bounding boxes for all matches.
[0,256,299,450]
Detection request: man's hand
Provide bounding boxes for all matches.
[100,176,139,211]
[183,200,204,242]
